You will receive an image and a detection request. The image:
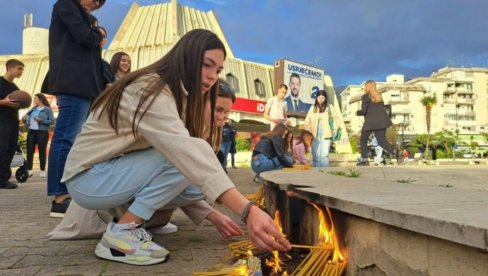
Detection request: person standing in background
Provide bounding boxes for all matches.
[229,121,237,169]
[356,80,394,166]
[0,59,24,189]
[109,52,131,81]
[47,0,106,217]
[264,84,288,130]
[304,90,338,167]
[220,120,237,172]
[370,135,384,166]
[22,94,55,178]
[97,26,115,89]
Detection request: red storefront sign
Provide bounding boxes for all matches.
[232,97,266,114]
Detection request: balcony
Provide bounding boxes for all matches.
[456,88,474,95]
[456,98,475,104]
[443,88,456,94]
[388,98,410,104]
[457,110,476,116]
[443,98,456,104]
[393,119,410,126]
[392,109,411,115]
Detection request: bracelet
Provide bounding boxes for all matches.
[240,201,255,225]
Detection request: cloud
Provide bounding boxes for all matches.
[2,0,488,86]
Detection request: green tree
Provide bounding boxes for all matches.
[421,96,437,159]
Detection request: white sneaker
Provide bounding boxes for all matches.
[28,170,33,177]
[40,171,46,178]
[95,222,169,265]
[150,222,178,235]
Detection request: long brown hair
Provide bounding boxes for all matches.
[295,130,313,154]
[34,93,50,107]
[109,52,131,76]
[91,29,226,139]
[261,124,289,152]
[364,80,383,103]
[313,90,328,113]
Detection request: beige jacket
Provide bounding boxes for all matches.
[62,74,234,207]
[304,106,338,139]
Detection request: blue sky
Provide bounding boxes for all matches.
[2,0,488,86]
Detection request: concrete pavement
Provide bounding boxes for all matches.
[0,168,257,276]
[1,164,487,275]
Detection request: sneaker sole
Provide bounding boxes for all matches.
[94,243,167,266]
[50,212,65,218]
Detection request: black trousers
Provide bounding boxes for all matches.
[360,128,395,159]
[26,129,50,171]
[0,118,19,182]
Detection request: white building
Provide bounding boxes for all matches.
[341,67,488,138]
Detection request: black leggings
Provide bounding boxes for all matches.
[360,129,394,159]
[26,129,49,171]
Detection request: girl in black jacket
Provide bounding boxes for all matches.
[356,80,395,166]
[251,124,293,175]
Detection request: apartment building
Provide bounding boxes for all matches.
[341,67,488,137]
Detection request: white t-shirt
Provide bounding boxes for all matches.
[265,97,287,130]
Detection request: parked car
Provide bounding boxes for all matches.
[463,152,476,158]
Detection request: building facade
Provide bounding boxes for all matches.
[341,67,488,139]
[0,0,352,153]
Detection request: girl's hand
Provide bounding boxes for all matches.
[246,206,291,252]
[207,210,244,239]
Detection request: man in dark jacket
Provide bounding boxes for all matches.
[47,0,106,218]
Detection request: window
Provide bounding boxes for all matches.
[254,79,266,98]
[226,73,239,93]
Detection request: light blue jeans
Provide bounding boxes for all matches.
[312,124,331,167]
[66,148,204,220]
[374,146,384,165]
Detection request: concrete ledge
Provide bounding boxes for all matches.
[260,166,488,252]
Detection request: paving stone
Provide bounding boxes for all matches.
[3,166,485,275]
[0,255,24,269]
[0,265,43,276]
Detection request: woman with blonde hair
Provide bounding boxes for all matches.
[356,80,394,166]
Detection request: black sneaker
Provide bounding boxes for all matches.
[0,180,18,189]
[356,160,370,166]
[50,199,71,218]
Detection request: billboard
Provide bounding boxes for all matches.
[274,59,325,114]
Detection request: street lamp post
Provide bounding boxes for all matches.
[401,121,405,151]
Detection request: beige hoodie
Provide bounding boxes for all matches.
[62,74,234,206]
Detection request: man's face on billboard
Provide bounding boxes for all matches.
[290,76,300,97]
